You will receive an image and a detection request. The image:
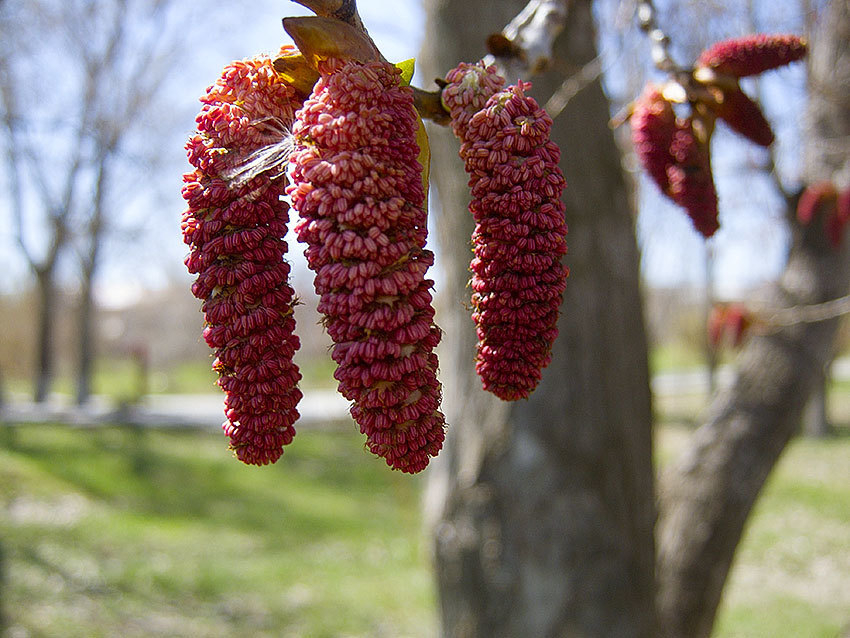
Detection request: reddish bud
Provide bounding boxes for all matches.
[667,118,720,238]
[182,55,303,465]
[797,181,837,225]
[630,84,677,193]
[697,34,807,78]
[708,303,752,348]
[288,58,445,473]
[443,64,568,401]
[714,88,775,147]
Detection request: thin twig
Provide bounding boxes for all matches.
[763,294,850,327]
[486,0,569,79]
[290,0,365,32]
[635,0,680,73]
[543,55,603,120]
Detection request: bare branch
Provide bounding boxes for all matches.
[635,0,681,72]
[414,0,571,124]
[760,293,850,328]
[542,54,603,121]
[485,0,569,78]
[290,0,365,31]
[412,86,451,126]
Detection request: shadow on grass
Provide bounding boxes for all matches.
[6,423,420,541]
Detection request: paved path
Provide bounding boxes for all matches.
[3,357,848,428]
[1,389,351,430]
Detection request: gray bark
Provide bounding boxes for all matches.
[422,1,656,636]
[34,267,59,403]
[656,2,850,636]
[802,373,831,438]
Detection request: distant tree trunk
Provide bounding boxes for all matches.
[75,257,97,405]
[423,0,656,636]
[656,2,850,636]
[76,155,109,405]
[34,266,59,403]
[802,370,831,438]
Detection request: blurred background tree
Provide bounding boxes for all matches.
[422,0,848,636]
[0,0,848,636]
[0,0,221,404]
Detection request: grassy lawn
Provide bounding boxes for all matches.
[1,415,848,636]
[0,425,435,638]
[657,423,850,638]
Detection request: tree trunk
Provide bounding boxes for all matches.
[801,372,831,438]
[34,267,58,403]
[657,3,850,636]
[75,156,108,406]
[422,1,656,636]
[75,256,97,405]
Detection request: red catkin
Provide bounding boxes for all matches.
[667,118,720,238]
[288,58,445,473]
[182,54,303,465]
[708,304,752,348]
[697,34,807,78]
[797,181,837,225]
[442,63,568,401]
[714,88,775,147]
[630,84,677,194]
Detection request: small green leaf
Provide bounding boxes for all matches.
[395,58,415,86]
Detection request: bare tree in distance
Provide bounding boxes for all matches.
[0,0,225,403]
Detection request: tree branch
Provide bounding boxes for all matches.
[486,0,569,78]
[635,0,680,73]
[290,0,365,32]
[414,0,571,124]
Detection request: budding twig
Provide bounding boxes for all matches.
[763,293,850,327]
[486,0,569,78]
[290,0,365,32]
[635,0,680,73]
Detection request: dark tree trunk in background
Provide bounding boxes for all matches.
[656,2,850,636]
[802,373,831,438]
[76,156,109,406]
[422,0,656,636]
[34,267,58,403]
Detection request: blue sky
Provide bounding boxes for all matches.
[0,0,805,306]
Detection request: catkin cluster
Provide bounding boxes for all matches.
[631,33,807,238]
[288,59,445,473]
[442,62,569,401]
[182,55,303,465]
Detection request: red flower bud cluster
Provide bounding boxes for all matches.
[797,181,850,248]
[713,88,775,147]
[697,34,807,78]
[708,303,752,348]
[441,61,506,136]
[182,55,303,466]
[288,58,445,473]
[631,34,806,238]
[631,86,719,237]
[442,63,568,401]
[630,85,677,194]
[667,119,719,237]
[696,35,805,149]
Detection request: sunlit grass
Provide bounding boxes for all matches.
[657,424,850,638]
[2,384,849,636]
[0,425,435,638]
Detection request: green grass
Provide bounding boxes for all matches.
[657,424,850,638]
[2,415,848,637]
[0,425,435,638]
